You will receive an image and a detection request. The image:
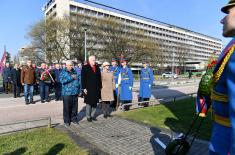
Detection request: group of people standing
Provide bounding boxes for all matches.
[61,55,154,126]
[1,55,154,126]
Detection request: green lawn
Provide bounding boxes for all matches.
[118,98,213,140]
[0,128,88,155]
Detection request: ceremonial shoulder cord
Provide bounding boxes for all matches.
[213,46,235,85]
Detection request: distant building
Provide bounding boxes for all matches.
[43,0,222,70]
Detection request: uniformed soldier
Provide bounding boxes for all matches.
[118,58,133,111]
[208,1,235,154]
[109,58,120,108]
[139,62,154,107]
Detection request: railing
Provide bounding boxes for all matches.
[121,92,197,111]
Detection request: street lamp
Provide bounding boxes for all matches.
[172,47,175,74]
[84,28,87,62]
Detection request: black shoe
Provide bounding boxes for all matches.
[13,96,16,98]
[25,102,29,105]
[46,100,50,102]
[55,99,59,101]
[87,118,92,122]
[104,115,107,119]
[41,100,45,103]
[92,117,97,121]
[30,101,35,104]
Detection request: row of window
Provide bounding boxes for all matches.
[44,0,55,11]
[69,4,221,46]
[46,4,56,16]
[70,11,222,52]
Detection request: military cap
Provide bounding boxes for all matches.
[120,58,127,63]
[222,0,235,13]
[111,58,117,62]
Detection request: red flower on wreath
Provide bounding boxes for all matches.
[211,60,217,65]
[207,64,212,68]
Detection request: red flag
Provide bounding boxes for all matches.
[0,50,7,73]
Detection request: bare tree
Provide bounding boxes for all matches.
[28,18,71,64]
[97,18,161,64]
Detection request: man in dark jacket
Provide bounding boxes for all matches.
[54,63,62,101]
[2,63,11,94]
[60,60,80,126]
[81,55,102,122]
[11,64,21,98]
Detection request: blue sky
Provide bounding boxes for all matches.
[0,0,230,58]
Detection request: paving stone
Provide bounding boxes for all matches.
[68,117,209,155]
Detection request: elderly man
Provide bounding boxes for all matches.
[206,1,235,154]
[81,55,102,122]
[60,60,80,126]
[21,60,36,104]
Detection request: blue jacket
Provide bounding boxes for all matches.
[60,68,80,96]
[119,66,133,101]
[209,39,235,154]
[139,67,154,98]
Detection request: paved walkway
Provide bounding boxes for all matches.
[67,117,209,155]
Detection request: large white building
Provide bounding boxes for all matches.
[43,0,222,70]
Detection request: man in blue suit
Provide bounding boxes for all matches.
[139,62,154,107]
[109,58,120,108]
[119,58,133,111]
[209,1,235,154]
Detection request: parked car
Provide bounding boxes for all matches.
[161,72,178,79]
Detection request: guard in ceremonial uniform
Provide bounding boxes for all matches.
[119,58,133,111]
[109,58,120,108]
[139,62,154,107]
[208,1,235,154]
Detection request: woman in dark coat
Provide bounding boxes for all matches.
[81,55,102,122]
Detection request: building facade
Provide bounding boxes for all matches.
[43,0,222,70]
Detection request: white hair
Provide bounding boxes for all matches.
[66,60,73,65]
[102,61,110,67]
